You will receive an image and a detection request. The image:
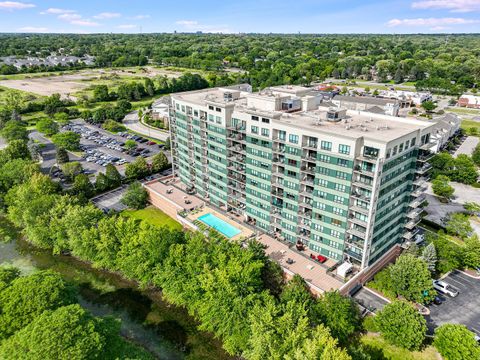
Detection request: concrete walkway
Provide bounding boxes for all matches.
[454,136,479,157]
[123,111,170,141]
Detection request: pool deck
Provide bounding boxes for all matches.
[188,207,254,242]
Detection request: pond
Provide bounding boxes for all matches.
[0,220,232,360]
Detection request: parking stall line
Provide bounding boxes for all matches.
[445,277,469,290]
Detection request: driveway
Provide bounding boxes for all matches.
[454,136,479,157]
[426,271,480,336]
[123,111,170,141]
[91,186,128,212]
[353,287,389,314]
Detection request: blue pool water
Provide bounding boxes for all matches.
[198,213,242,238]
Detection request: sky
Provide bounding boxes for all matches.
[0,0,479,34]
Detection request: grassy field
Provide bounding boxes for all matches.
[122,206,182,230]
[460,119,480,133]
[447,107,480,116]
[360,334,439,360]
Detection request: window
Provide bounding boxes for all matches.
[332,207,343,215]
[399,143,404,153]
[251,125,258,134]
[331,219,343,227]
[209,105,214,110]
[176,103,179,110]
[336,171,348,180]
[392,145,398,156]
[339,144,350,155]
[317,166,328,175]
[216,107,221,112]
[335,183,347,192]
[289,134,299,144]
[318,179,328,187]
[208,114,214,122]
[278,130,286,140]
[331,230,342,238]
[321,141,332,151]
[251,115,259,121]
[386,148,391,159]
[215,116,222,124]
[318,154,330,163]
[337,158,349,167]
[411,137,416,146]
[261,128,270,137]
[333,195,345,204]
[317,190,327,199]
[261,117,270,124]
[405,140,410,149]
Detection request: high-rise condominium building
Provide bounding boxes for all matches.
[169,85,448,269]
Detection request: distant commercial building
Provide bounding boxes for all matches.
[326,95,400,116]
[377,90,432,107]
[458,94,480,109]
[169,85,455,269]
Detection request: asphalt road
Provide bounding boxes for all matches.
[426,271,480,336]
[123,111,170,141]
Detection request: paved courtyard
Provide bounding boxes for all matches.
[91,186,128,212]
[353,287,389,313]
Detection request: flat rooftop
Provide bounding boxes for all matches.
[172,86,436,143]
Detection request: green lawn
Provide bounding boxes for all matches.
[360,334,439,360]
[122,206,182,230]
[447,107,480,116]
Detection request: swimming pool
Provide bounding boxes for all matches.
[198,213,242,238]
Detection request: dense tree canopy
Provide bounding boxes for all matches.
[434,324,480,360]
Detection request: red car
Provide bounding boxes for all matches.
[310,253,327,263]
[147,141,156,146]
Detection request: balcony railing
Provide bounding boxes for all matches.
[416,163,432,174]
[347,227,366,239]
[409,196,426,208]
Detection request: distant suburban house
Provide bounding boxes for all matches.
[328,95,400,116]
[0,54,95,69]
[458,94,480,109]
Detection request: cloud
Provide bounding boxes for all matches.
[40,8,75,15]
[58,13,82,21]
[175,19,232,33]
[387,17,479,27]
[131,14,150,19]
[93,12,121,19]
[412,0,480,13]
[117,24,136,29]
[70,19,100,27]
[17,26,48,32]
[0,1,35,10]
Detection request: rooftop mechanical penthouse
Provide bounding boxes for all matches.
[168,84,455,269]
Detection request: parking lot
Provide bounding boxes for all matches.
[66,120,163,170]
[426,270,480,336]
[353,286,389,315]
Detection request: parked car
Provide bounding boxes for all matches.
[147,141,156,146]
[433,280,459,297]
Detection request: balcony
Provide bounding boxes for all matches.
[349,215,368,228]
[347,227,367,239]
[302,142,318,151]
[409,196,426,208]
[298,210,313,219]
[300,166,315,175]
[299,201,313,209]
[352,180,373,190]
[405,218,421,230]
[345,237,364,250]
[413,176,427,187]
[356,155,378,164]
[411,188,426,197]
[300,190,314,198]
[273,137,286,143]
[403,228,420,241]
[344,248,363,262]
[417,152,434,163]
[407,208,423,219]
[350,191,371,202]
[416,163,432,175]
[301,176,315,186]
[350,204,370,215]
[353,166,375,178]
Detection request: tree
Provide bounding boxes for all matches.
[446,213,473,239]
[0,266,20,292]
[105,164,122,188]
[124,139,137,150]
[93,84,110,102]
[52,131,80,151]
[431,175,454,201]
[121,181,149,209]
[421,243,437,272]
[0,304,107,360]
[61,161,82,181]
[0,270,76,339]
[151,151,169,172]
[71,174,95,201]
[421,101,437,113]
[314,291,361,345]
[389,254,433,302]
[1,139,30,161]
[463,236,480,269]
[452,155,478,185]
[1,121,28,142]
[464,202,480,215]
[95,172,110,192]
[472,144,480,167]
[36,118,59,136]
[125,157,149,180]
[56,147,69,164]
[43,94,64,116]
[434,324,480,360]
[375,301,427,351]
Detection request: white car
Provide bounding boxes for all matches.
[433,280,459,297]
